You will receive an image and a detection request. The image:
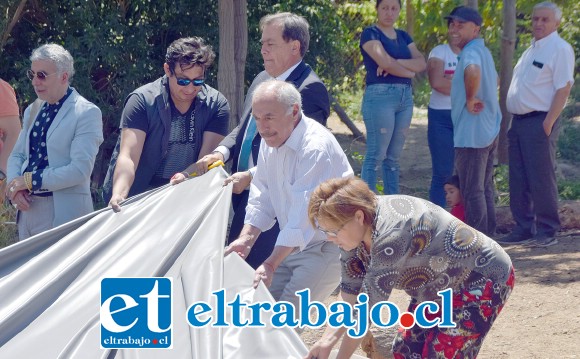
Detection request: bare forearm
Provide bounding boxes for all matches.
[431,77,452,96]
[427,58,452,95]
[383,61,416,78]
[464,64,481,101]
[377,59,415,78]
[198,131,225,160]
[397,57,426,73]
[545,82,572,128]
[336,335,366,359]
[112,157,137,198]
[238,224,262,245]
[363,41,415,78]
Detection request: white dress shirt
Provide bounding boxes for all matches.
[245,115,353,250]
[506,31,575,115]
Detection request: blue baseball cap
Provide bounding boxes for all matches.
[445,6,482,26]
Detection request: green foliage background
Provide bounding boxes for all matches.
[1,0,578,191]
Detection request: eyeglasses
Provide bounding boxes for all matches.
[27,69,57,81]
[317,221,348,238]
[175,77,205,87]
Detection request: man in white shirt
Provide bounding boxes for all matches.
[499,2,575,247]
[225,79,353,313]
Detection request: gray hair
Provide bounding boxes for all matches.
[254,79,302,115]
[30,44,75,81]
[533,2,562,22]
[260,12,310,57]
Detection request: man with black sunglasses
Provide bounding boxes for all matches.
[103,37,230,211]
[185,12,331,270]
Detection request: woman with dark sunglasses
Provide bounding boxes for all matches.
[103,37,230,212]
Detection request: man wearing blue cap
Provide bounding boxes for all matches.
[448,6,500,236]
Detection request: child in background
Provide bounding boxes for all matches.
[444,175,465,222]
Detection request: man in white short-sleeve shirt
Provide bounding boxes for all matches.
[499,1,575,247]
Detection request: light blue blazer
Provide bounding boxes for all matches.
[7,88,104,227]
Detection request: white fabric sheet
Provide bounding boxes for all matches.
[0,168,312,358]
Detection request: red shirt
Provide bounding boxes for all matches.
[451,203,465,222]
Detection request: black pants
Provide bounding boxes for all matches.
[455,140,497,236]
[508,112,561,237]
[228,190,279,269]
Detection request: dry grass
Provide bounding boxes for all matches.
[0,203,19,248]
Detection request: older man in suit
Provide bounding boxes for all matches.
[6,44,103,240]
[189,12,331,268]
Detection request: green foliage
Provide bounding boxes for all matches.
[0,204,18,249]
[244,0,361,94]
[558,180,580,200]
[1,0,221,187]
[335,87,365,122]
[558,119,580,163]
[558,75,580,163]
[350,151,365,165]
[1,0,579,199]
[411,0,462,56]
[494,164,580,206]
[494,164,510,206]
[412,77,431,109]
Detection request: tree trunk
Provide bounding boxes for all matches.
[330,94,365,140]
[405,0,414,38]
[218,0,247,131]
[0,0,28,54]
[234,0,247,126]
[498,0,516,164]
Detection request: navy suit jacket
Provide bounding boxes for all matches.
[220,61,330,173]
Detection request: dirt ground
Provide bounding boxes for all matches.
[299,110,580,358]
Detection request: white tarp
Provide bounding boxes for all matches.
[0,168,309,358]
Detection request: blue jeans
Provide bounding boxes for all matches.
[427,107,454,207]
[361,83,413,194]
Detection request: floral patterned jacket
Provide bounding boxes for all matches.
[340,195,513,305]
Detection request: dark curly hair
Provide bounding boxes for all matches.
[165,37,215,75]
